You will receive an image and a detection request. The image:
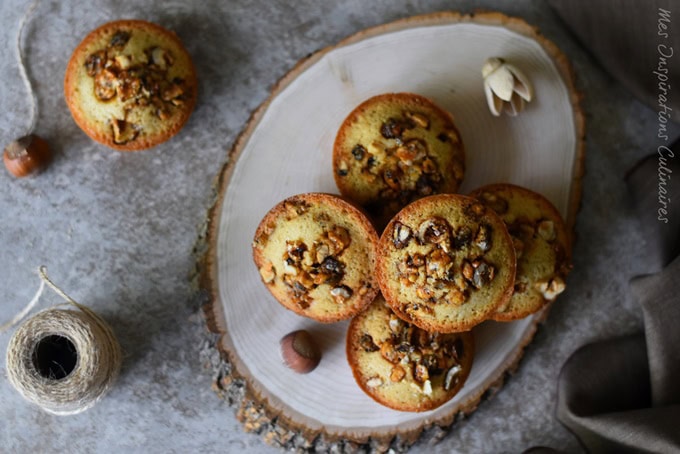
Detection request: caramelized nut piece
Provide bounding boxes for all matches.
[417,217,450,245]
[474,224,492,252]
[414,364,429,383]
[537,220,556,242]
[472,262,496,289]
[366,377,383,388]
[445,287,466,306]
[315,244,330,263]
[109,31,131,48]
[469,203,486,217]
[258,260,276,284]
[388,315,403,333]
[359,333,379,352]
[393,222,412,249]
[162,83,184,101]
[444,365,462,390]
[111,118,139,144]
[536,276,566,300]
[405,111,430,128]
[380,342,399,364]
[95,69,118,100]
[481,192,509,214]
[115,54,132,69]
[390,365,406,382]
[85,50,106,76]
[330,285,352,303]
[415,286,431,300]
[462,261,474,281]
[151,47,170,70]
[380,117,411,140]
[327,226,351,253]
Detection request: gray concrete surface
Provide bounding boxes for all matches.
[0,0,678,452]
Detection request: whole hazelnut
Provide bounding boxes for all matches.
[3,134,51,178]
[280,330,321,374]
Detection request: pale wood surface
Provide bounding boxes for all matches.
[204,11,584,443]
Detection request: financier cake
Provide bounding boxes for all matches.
[64,20,197,150]
[376,194,516,333]
[333,93,465,228]
[346,296,474,412]
[469,184,572,321]
[252,193,380,323]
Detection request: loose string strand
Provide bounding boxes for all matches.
[16,0,40,136]
[0,279,44,334]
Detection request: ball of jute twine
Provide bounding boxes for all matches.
[4,267,122,415]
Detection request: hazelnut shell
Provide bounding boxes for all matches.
[3,134,51,178]
[280,330,321,374]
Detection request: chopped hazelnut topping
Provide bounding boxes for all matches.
[404,111,430,129]
[359,334,379,352]
[390,365,406,382]
[258,260,276,284]
[366,377,383,388]
[537,219,556,242]
[536,276,566,300]
[83,32,190,143]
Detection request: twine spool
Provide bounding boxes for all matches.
[4,268,122,415]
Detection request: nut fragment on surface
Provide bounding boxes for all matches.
[482,57,533,117]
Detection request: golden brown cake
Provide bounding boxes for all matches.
[252,193,380,323]
[376,194,516,333]
[333,93,465,229]
[346,296,474,412]
[64,20,197,150]
[469,184,572,321]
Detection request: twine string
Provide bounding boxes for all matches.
[16,0,40,136]
[0,279,44,334]
[4,266,122,415]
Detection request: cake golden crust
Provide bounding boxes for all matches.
[376,194,516,333]
[469,183,572,321]
[333,93,465,229]
[346,297,474,412]
[252,193,380,323]
[64,20,197,151]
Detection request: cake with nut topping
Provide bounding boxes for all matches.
[333,93,465,229]
[252,193,380,323]
[376,194,516,333]
[469,184,572,321]
[346,296,474,412]
[64,20,197,150]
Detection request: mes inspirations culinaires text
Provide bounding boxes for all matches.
[656,7,674,223]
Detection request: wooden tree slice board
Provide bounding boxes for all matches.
[201,11,584,449]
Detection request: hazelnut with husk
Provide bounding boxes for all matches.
[482,57,533,117]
